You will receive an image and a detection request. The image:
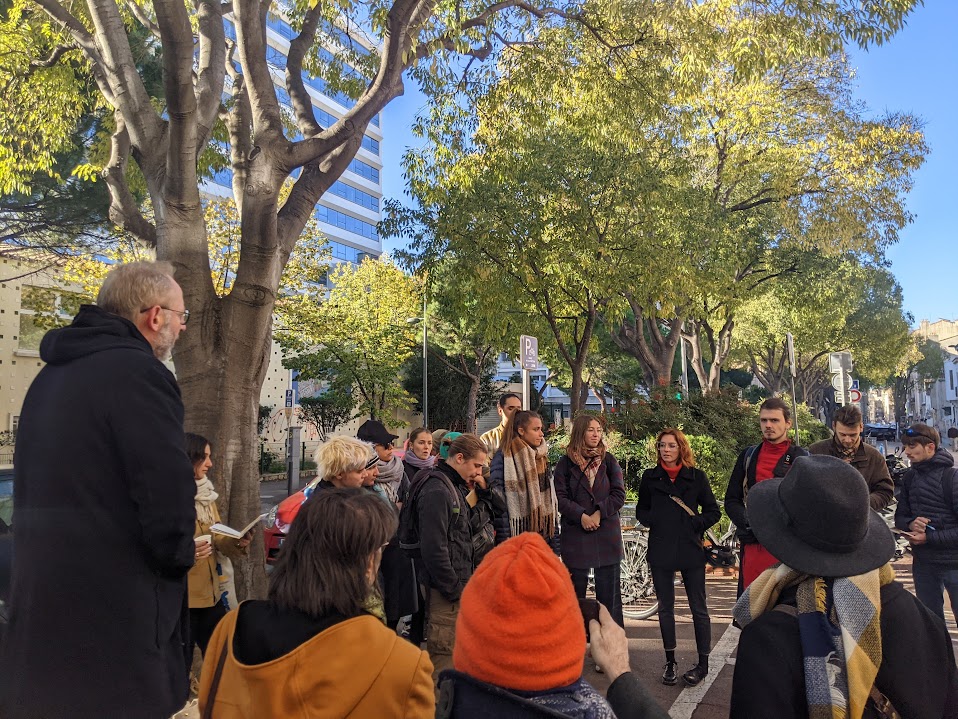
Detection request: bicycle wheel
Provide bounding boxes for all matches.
[620,529,659,620]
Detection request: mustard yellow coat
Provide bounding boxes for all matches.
[188,501,248,608]
[199,607,435,718]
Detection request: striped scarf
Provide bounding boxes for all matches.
[733,562,895,719]
[503,437,557,539]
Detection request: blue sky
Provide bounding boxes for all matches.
[380,2,957,325]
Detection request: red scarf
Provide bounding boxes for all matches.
[660,462,681,482]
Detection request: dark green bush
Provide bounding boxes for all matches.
[547,390,829,508]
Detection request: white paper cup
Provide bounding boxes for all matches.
[195,534,212,546]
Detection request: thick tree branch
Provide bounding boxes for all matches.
[234,0,285,143]
[285,3,324,137]
[226,59,254,212]
[154,0,200,202]
[122,0,162,38]
[276,125,364,256]
[27,44,72,72]
[195,0,228,148]
[103,115,158,247]
[283,0,427,170]
[83,0,165,151]
[32,0,117,106]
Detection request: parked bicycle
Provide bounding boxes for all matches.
[620,525,659,620]
[605,519,740,622]
[703,522,740,570]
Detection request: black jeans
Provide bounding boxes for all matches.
[651,565,711,657]
[189,603,228,661]
[570,564,624,628]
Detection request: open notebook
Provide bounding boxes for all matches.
[210,513,268,539]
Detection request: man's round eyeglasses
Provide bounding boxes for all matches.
[140,306,190,325]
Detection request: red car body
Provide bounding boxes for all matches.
[263,479,316,564]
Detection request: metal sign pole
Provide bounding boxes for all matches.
[786,333,800,445]
[519,335,538,412]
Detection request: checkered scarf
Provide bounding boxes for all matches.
[733,562,894,719]
[503,437,556,539]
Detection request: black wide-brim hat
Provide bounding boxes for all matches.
[748,455,895,577]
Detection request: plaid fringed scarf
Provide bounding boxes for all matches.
[568,444,605,489]
[733,563,895,719]
[503,437,557,539]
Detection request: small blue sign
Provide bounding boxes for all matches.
[285,389,295,408]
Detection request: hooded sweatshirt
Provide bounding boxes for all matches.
[896,447,958,565]
[199,601,435,719]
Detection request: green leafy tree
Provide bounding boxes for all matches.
[297,392,354,443]
[1,0,923,596]
[732,255,913,412]
[281,258,419,421]
[402,342,501,432]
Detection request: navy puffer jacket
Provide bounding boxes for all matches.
[895,448,958,564]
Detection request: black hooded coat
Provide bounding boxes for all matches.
[0,305,196,719]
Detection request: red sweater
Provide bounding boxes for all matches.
[742,441,791,588]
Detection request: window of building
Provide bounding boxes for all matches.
[314,205,378,241]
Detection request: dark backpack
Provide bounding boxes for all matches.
[398,468,463,559]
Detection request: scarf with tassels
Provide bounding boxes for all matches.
[374,455,406,504]
[568,444,606,488]
[194,477,219,526]
[733,562,895,719]
[503,438,557,539]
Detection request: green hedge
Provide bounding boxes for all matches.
[547,391,830,510]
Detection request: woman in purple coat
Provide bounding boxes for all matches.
[554,415,626,627]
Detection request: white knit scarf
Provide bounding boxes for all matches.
[194,477,218,526]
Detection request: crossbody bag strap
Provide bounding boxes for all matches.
[869,685,902,719]
[201,638,229,719]
[742,445,759,501]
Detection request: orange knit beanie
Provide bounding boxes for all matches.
[453,533,586,691]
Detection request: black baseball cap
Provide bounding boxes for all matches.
[357,419,399,446]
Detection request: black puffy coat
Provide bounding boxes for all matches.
[0,306,196,719]
[415,461,476,602]
[895,448,958,564]
[637,465,721,570]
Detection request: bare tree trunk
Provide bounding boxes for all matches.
[592,381,607,413]
[610,294,685,388]
[685,316,734,393]
[466,374,480,433]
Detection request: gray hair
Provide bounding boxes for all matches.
[96,261,178,323]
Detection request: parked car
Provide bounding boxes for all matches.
[263,480,312,564]
[864,423,897,441]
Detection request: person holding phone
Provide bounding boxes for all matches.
[637,428,720,687]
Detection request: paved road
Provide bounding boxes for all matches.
[259,479,293,513]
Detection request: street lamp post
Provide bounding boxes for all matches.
[406,295,428,428]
